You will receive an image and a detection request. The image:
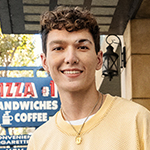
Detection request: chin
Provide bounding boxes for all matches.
[59,84,83,93]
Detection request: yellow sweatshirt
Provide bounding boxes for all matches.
[27,94,150,150]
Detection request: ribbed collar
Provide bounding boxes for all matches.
[55,94,115,136]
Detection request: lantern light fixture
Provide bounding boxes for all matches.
[102,34,126,81]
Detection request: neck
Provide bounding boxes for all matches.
[59,87,102,121]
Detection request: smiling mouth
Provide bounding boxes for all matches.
[63,70,81,74]
[61,70,83,75]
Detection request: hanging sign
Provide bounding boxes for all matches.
[0,77,60,127]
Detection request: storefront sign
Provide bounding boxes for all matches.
[0,135,31,146]
[0,148,27,150]
[0,77,61,127]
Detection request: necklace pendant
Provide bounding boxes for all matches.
[75,135,82,145]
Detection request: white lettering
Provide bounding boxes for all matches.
[52,100,58,110]
[0,101,4,110]
[47,101,51,109]
[0,135,31,140]
[13,101,19,110]
[0,139,29,145]
[43,113,47,121]
[20,101,30,110]
[32,113,38,122]
[4,101,12,110]
[34,101,39,110]
[30,101,33,110]
[0,101,58,110]
[20,113,27,122]
[39,101,46,109]
[15,113,47,122]
[15,113,20,122]
[27,113,32,122]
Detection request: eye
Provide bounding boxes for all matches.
[53,47,64,51]
[78,46,89,50]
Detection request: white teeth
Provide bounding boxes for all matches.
[63,71,80,74]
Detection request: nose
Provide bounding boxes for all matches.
[64,47,79,65]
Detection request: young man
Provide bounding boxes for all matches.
[27,6,150,150]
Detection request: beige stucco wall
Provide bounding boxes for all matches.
[122,19,150,110]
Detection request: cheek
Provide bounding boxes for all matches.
[85,56,98,70]
[47,56,62,73]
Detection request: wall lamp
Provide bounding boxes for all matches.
[102,34,126,81]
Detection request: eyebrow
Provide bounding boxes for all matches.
[49,39,93,46]
[49,40,65,45]
[75,39,93,45]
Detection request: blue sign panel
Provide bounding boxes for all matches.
[0,77,61,127]
[0,135,31,146]
[0,148,27,150]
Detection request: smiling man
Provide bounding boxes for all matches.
[42,29,102,93]
[27,6,150,150]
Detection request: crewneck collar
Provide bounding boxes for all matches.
[55,94,115,136]
[65,114,95,125]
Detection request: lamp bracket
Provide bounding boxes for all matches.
[106,34,121,46]
[121,46,126,68]
[106,34,126,68]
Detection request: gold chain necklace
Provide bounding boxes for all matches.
[61,92,103,145]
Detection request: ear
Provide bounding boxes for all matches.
[96,51,103,70]
[40,53,49,73]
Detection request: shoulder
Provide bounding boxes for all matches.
[30,112,58,140]
[27,112,59,150]
[107,94,150,117]
[109,94,148,109]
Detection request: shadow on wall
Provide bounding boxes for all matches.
[99,45,121,97]
[99,75,121,97]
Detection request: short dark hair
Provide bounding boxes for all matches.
[40,6,100,55]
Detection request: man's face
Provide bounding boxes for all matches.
[41,29,103,92]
